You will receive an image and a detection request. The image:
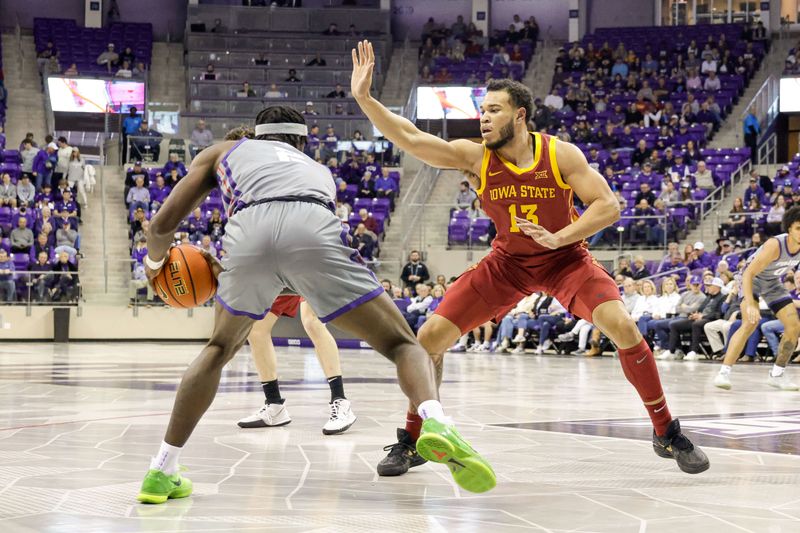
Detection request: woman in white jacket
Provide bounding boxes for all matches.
[632,279,659,333]
[66,148,88,208]
[646,277,681,350]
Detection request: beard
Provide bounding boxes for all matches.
[485,119,515,150]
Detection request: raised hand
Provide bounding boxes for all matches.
[351,40,375,100]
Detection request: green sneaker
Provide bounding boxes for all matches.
[415,418,496,493]
[137,468,193,504]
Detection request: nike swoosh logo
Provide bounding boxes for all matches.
[654,405,666,413]
[636,354,648,364]
[171,479,182,487]
[432,450,447,460]
[488,170,503,176]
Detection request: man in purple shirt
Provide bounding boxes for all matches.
[363,153,382,179]
[0,249,16,302]
[374,168,397,206]
[149,175,171,210]
[687,241,716,270]
[163,153,187,178]
[304,124,320,158]
[321,126,339,162]
[55,189,78,218]
[743,176,767,206]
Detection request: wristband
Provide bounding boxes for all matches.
[144,255,165,270]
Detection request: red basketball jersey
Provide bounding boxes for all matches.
[476,132,582,263]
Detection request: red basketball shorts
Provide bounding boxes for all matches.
[269,295,303,318]
[434,247,621,334]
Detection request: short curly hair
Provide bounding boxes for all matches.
[486,78,533,123]
[223,125,255,141]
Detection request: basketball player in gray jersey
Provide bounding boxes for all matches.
[714,206,800,391]
[135,106,495,504]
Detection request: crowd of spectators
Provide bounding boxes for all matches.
[418,14,539,83]
[0,133,90,303]
[387,246,799,364]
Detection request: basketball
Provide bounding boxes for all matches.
[152,245,217,308]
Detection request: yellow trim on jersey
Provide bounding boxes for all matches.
[476,145,490,195]
[549,137,571,190]
[495,132,541,175]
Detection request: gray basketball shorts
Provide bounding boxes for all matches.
[215,201,383,322]
[752,277,794,314]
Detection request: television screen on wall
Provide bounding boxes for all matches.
[780,77,800,113]
[416,86,487,120]
[47,77,146,113]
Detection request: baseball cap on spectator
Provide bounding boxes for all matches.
[690,275,702,285]
[694,241,705,250]
[749,176,757,182]
[135,160,142,165]
[780,165,789,172]
[680,181,690,188]
[709,277,725,289]
[47,142,58,150]
[670,114,679,120]
[306,101,314,106]
[675,153,684,159]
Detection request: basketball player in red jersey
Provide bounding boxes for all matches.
[351,41,709,476]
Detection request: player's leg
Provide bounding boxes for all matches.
[139,303,254,503]
[767,303,800,390]
[237,312,293,428]
[327,292,496,492]
[300,301,357,434]
[561,256,709,475]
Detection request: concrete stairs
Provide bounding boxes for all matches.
[524,40,561,100]
[710,36,794,149]
[79,166,132,305]
[381,40,419,107]
[1,33,48,148]
[148,42,187,108]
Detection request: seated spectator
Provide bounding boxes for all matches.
[149,175,171,211]
[496,293,537,352]
[36,40,58,75]
[166,168,182,187]
[238,81,256,98]
[434,67,453,83]
[132,62,147,77]
[765,195,786,235]
[163,153,187,177]
[190,120,214,155]
[663,277,725,360]
[10,216,34,253]
[704,71,721,91]
[687,241,715,270]
[356,208,379,234]
[210,18,227,33]
[491,44,509,66]
[207,209,225,241]
[64,63,79,76]
[631,140,652,167]
[659,181,679,205]
[285,69,301,82]
[634,182,656,206]
[0,173,17,208]
[326,84,346,98]
[254,53,269,66]
[303,101,318,116]
[401,250,430,288]
[203,63,218,80]
[132,220,149,246]
[455,180,477,209]
[359,171,376,198]
[467,197,485,219]
[29,251,53,302]
[530,296,567,355]
[186,207,206,242]
[543,89,564,110]
[322,22,340,35]
[49,251,78,302]
[335,200,351,221]
[33,232,52,259]
[127,176,150,212]
[743,176,766,206]
[116,60,133,78]
[304,52,327,68]
[96,43,119,71]
[352,223,375,260]
[0,249,15,302]
[264,83,283,98]
[130,120,163,162]
[693,160,716,191]
[56,190,78,220]
[631,199,655,243]
[132,236,148,264]
[55,220,79,258]
[404,283,433,330]
[198,235,218,258]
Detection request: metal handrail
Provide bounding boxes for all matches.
[739,74,779,145]
[758,131,778,165]
[397,164,440,259]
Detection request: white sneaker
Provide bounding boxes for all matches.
[540,339,553,353]
[498,338,510,352]
[557,332,575,343]
[656,350,673,360]
[322,398,357,435]
[512,334,526,343]
[713,372,731,390]
[767,373,800,391]
[476,342,491,352]
[511,345,525,354]
[237,402,292,428]
[684,351,701,361]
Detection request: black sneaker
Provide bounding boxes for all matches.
[376,428,427,476]
[653,419,710,474]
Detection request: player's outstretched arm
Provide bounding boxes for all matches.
[147,142,229,262]
[351,40,482,172]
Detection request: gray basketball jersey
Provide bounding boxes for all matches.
[749,234,800,284]
[215,138,336,217]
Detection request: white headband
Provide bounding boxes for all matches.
[254,123,308,136]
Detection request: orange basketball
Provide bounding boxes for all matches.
[153,245,217,308]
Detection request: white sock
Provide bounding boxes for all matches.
[771,365,785,378]
[720,364,732,375]
[417,400,451,424]
[150,441,182,475]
